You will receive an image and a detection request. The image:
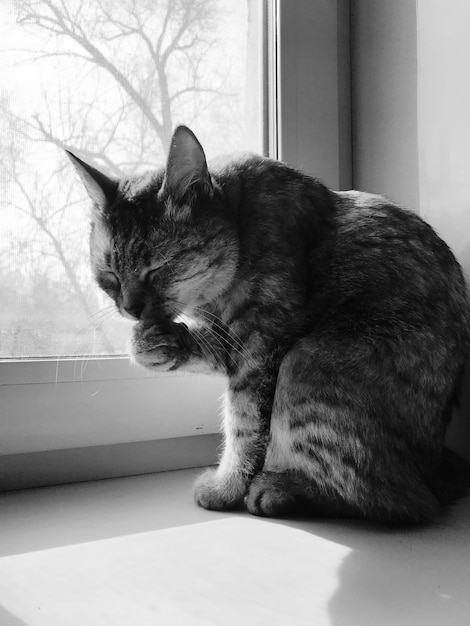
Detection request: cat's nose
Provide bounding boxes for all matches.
[123,303,144,320]
[122,283,145,320]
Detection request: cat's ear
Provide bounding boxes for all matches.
[164,126,213,203]
[66,150,118,212]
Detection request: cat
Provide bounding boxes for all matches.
[67,125,470,525]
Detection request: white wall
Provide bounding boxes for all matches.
[416,0,470,457]
[352,0,470,459]
[416,0,470,276]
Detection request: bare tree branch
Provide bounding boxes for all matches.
[20,0,165,139]
[1,0,237,356]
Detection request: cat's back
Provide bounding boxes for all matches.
[331,189,459,277]
[334,189,440,246]
[310,189,469,342]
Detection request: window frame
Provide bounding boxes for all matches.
[1,0,352,490]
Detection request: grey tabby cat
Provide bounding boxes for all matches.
[67,125,470,525]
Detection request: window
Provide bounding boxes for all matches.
[1,0,351,488]
[0,0,265,359]
[0,0,272,485]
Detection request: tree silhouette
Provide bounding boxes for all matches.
[1,0,247,357]
[13,0,234,164]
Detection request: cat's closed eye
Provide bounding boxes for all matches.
[98,270,120,294]
[141,258,172,286]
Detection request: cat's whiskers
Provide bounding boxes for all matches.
[176,301,254,365]
[204,322,252,366]
[168,303,224,367]
[192,326,220,366]
[90,304,118,323]
[193,306,248,349]
[170,305,221,366]
[192,306,254,364]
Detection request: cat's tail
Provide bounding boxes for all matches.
[433,446,470,507]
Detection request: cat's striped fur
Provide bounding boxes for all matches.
[68,125,470,525]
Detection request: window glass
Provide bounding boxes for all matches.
[0,0,265,359]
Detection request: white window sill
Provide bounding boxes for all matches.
[0,434,221,491]
[1,357,227,491]
[1,468,469,625]
[1,358,226,455]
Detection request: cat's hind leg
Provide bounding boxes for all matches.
[245,471,302,517]
[256,334,443,525]
[246,470,357,518]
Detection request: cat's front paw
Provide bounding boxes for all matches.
[131,320,184,371]
[194,468,246,511]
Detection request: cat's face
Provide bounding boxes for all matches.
[68,126,238,325]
